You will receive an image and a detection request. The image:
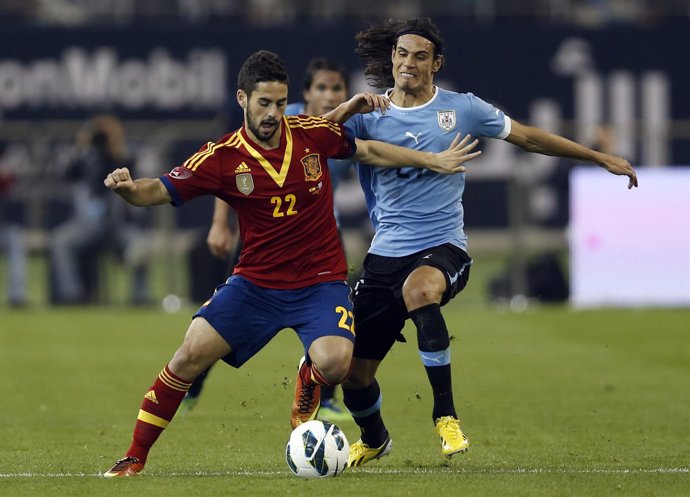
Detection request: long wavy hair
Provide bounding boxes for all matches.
[355,18,445,89]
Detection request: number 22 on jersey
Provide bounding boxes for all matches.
[335,305,355,335]
[271,194,298,218]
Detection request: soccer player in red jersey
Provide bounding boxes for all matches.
[101,50,480,477]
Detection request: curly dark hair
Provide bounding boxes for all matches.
[355,18,445,89]
[237,50,290,96]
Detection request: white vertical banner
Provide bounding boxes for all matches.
[609,71,636,159]
[641,72,671,167]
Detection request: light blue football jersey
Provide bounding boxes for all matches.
[346,87,511,256]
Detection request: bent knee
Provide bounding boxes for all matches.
[169,344,208,378]
[310,349,352,385]
[402,267,445,308]
[169,318,230,379]
[314,355,351,384]
[403,280,443,308]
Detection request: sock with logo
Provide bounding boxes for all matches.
[125,364,192,464]
[342,379,389,448]
[410,304,457,422]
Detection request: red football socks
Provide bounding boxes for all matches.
[126,365,192,463]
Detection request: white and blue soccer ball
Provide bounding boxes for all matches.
[285,420,349,478]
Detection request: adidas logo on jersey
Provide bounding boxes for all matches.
[144,390,159,404]
[235,162,251,174]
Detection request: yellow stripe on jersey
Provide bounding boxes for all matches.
[159,368,191,392]
[137,409,170,428]
[286,115,342,135]
[183,133,242,172]
[237,117,293,188]
[182,141,212,169]
[286,114,341,130]
[291,122,342,135]
[286,115,333,125]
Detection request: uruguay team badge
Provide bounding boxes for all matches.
[437,110,456,132]
[301,153,323,181]
[236,173,254,195]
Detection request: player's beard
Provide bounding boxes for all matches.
[246,113,280,143]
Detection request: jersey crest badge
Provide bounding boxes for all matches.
[437,110,456,132]
[301,153,323,182]
[236,173,254,195]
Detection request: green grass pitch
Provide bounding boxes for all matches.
[1,304,689,496]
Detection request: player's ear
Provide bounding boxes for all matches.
[432,54,444,75]
[237,90,247,109]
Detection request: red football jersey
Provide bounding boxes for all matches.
[161,115,356,289]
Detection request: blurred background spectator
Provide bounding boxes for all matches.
[0,141,28,307]
[49,115,152,305]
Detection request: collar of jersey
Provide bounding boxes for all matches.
[385,85,439,111]
[237,117,293,188]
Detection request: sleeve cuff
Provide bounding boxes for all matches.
[159,176,184,207]
[496,114,512,140]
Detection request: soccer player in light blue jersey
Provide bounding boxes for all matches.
[330,18,638,467]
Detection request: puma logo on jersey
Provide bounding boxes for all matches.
[405,131,423,145]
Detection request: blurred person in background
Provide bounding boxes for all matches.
[49,115,152,305]
[0,141,28,307]
[327,17,638,467]
[184,57,361,424]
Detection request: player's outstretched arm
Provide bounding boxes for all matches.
[207,198,235,259]
[322,92,390,124]
[354,133,481,174]
[104,167,171,206]
[506,120,638,189]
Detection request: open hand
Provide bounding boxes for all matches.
[428,134,482,175]
[344,92,390,115]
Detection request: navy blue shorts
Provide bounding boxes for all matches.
[195,276,355,368]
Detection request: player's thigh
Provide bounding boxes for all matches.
[293,281,355,359]
[195,275,284,368]
[352,283,406,361]
[169,317,232,379]
[412,243,473,305]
